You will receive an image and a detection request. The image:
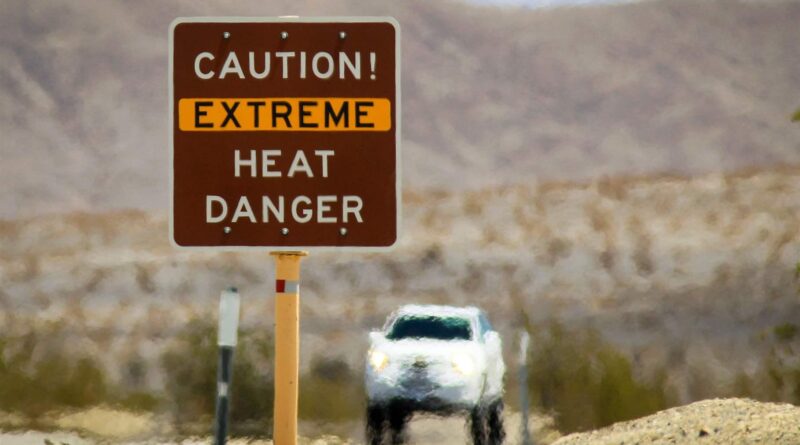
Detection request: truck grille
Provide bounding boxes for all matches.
[400,367,439,397]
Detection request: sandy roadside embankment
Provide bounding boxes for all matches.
[554,398,800,445]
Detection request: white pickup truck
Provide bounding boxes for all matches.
[365,305,505,444]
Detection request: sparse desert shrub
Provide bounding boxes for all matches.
[774,323,798,343]
[543,237,572,266]
[158,320,364,432]
[116,390,161,412]
[599,249,615,271]
[463,193,485,218]
[595,177,628,201]
[299,356,364,423]
[526,321,670,433]
[632,243,654,276]
[135,264,156,293]
[734,323,800,404]
[626,215,654,276]
[685,323,800,406]
[160,320,215,425]
[0,324,110,419]
[585,202,613,234]
[160,318,274,436]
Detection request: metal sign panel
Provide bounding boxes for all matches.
[169,17,400,249]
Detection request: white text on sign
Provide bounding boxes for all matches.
[194,51,378,80]
[205,148,364,225]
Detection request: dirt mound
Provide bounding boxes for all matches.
[554,398,800,445]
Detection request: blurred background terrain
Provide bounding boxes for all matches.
[3,0,800,217]
[1,0,800,443]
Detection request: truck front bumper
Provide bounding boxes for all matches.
[366,365,483,413]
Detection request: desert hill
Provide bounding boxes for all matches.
[2,0,800,218]
[2,168,799,392]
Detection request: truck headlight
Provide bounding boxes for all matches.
[452,352,475,375]
[369,350,389,372]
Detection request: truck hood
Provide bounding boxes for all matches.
[371,337,482,367]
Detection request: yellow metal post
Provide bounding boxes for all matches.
[271,251,308,445]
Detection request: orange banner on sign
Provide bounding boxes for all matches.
[178,98,391,132]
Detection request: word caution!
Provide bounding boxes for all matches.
[193,50,378,80]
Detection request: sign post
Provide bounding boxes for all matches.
[170,17,400,444]
[271,251,307,445]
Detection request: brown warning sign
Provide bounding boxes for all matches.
[169,18,400,249]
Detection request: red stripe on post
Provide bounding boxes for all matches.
[276,279,286,293]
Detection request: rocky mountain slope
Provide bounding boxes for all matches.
[2,0,800,218]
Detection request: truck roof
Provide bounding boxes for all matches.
[392,304,482,319]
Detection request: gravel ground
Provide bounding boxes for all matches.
[0,410,559,445]
[554,398,800,445]
[5,399,800,444]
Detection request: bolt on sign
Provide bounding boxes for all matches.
[169,18,400,249]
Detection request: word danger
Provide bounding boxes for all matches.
[194,51,377,80]
[206,195,364,224]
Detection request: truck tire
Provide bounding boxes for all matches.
[470,404,488,445]
[366,404,385,445]
[487,399,505,445]
[388,401,410,444]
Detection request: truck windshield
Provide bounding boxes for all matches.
[387,315,472,341]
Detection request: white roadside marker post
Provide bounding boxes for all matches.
[519,330,533,445]
[215,287,241,445]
